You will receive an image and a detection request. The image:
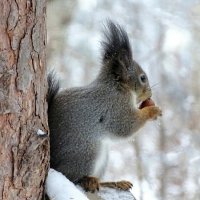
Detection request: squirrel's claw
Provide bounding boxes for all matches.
[100,180,133,191]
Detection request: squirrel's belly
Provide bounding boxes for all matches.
[92,138,112,178]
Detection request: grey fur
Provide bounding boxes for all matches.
[48,21,152,182]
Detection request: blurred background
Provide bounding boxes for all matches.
[47,0,200,199]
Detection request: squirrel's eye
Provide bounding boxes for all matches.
[139,74,147,84]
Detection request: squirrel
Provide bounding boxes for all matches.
[47,20,162,192]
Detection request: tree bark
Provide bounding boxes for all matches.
[0,0,48,199]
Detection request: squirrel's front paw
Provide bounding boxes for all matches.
[146,106,162,120]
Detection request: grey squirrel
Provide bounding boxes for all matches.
[47,21,162,192]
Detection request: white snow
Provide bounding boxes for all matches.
[37,129,46,136]
[45,168,89,200]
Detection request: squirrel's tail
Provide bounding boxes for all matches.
[47,71,60,107]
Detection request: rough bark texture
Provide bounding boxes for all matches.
[0,0,48,199]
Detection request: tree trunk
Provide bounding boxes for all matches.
[0,0,48,199]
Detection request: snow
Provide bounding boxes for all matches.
[37,129,46,136]
[45,168,89,200]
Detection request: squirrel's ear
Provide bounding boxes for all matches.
[110,50,130,81]
[101,20,132,81]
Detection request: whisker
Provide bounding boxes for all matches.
[150,82,160,89]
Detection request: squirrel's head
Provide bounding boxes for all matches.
[100,20,152,103]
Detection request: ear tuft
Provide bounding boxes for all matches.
[101,20,133,80]
[101,20,132,65]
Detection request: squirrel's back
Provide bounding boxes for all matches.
[48,81,130,135]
